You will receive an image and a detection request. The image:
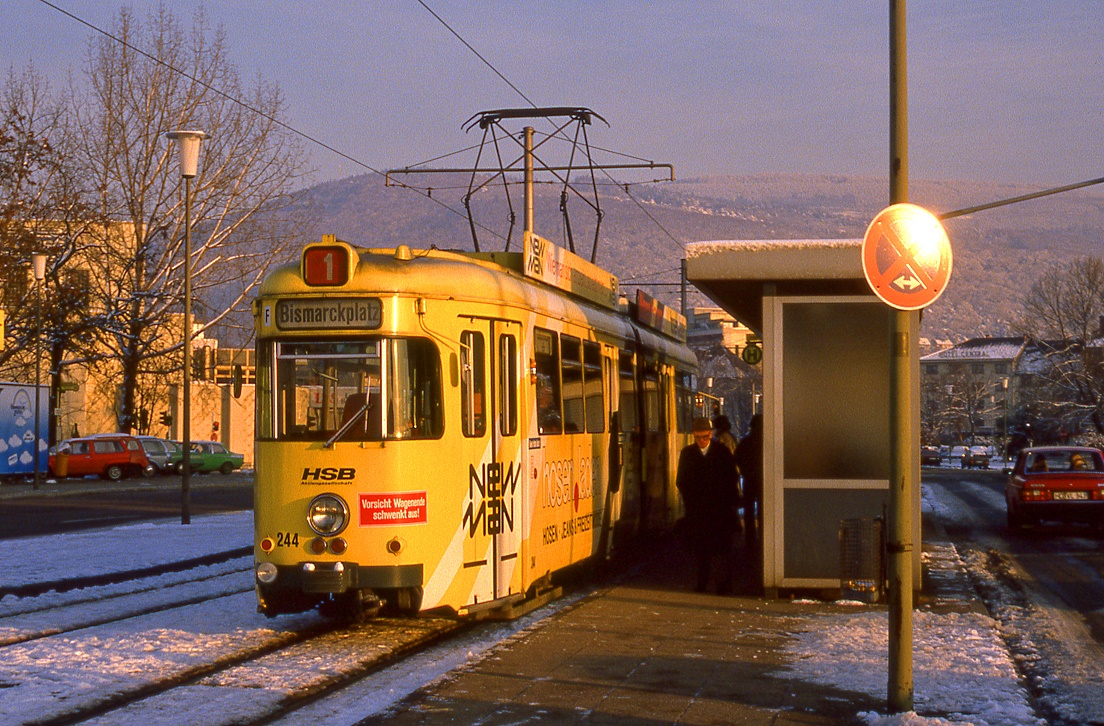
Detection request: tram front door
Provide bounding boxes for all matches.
[460,321,522,607]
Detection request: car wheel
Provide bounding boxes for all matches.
[104,464,124,481]
[219,462,234,475]
[142,463,158,478]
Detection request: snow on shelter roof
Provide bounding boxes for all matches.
[686,238,864,280]
[684,239,871,333]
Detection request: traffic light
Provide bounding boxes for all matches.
[191,347,206,380]
[160,411,172,427]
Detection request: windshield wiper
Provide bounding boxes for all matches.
[324,401,371,448]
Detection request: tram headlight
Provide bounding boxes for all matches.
[307,493,349,536]
[255,562,278,585]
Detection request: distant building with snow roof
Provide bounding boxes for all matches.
[921,337,1026,444]
[922,334,1104,446]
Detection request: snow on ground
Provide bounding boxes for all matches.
[923,480,1104,725]
[0,507,1052,725]
[787,609,1040,726]
[0,511,251,589]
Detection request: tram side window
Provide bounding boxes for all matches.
[642,363,660,433]
[619,350,638,433]
[562,335,584,434]
[461,331,487,437]
[584,342,605,433]
[675,370,694,433]
[534,328,562,434]
[499,334,517,436]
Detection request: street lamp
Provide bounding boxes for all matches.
[166,129,208,526]
[31,252,46,490]
[1001,377,1010,465]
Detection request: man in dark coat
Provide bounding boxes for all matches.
[676,417,741,593]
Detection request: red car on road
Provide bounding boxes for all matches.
[1005,446,1104,529]
[48,434,151,481]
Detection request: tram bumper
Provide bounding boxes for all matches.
[257,561,423,595]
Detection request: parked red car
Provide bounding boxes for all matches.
[1005,446,1104,529]
[49,434,151,481]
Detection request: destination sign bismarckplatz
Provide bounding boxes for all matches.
[275,298,383,330]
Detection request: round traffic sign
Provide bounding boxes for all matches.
[742,344,762,366]
[861,203,952,310]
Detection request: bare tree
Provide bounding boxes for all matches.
[70,6,312,432]
[0,67,104,447]
[938,368,999,445]
[1016,256,1104,433]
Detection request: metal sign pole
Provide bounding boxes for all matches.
[888,0,914,711]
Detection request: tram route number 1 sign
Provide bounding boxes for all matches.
[861,203,952,311]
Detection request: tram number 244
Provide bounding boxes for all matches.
[275,532,300,548]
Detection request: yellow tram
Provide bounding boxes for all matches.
[252,231,696,617]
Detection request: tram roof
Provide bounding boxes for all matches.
[259,245,694,363]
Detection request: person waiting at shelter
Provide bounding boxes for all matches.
[712,415,739,456]
[735,414,764,555]
[676,417,741,594]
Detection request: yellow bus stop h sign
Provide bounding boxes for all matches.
[862,203,952,311]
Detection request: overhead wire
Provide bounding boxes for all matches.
[39,0,682,254]
[413,0,688,255]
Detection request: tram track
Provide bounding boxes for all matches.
[0,564,253,646]
[0,546,252,600]
[0,545,592,725]
[19,601,467,726]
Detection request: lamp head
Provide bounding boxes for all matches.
[165,130,209,178]
[31,253,46,282]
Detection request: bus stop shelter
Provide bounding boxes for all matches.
[685,239,921,595]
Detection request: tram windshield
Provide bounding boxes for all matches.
[260,338,443,442]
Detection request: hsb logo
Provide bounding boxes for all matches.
[301,467,356,481]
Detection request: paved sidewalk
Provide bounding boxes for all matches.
[364,526,1010,726]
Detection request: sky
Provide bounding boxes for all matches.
[3,1,1102,192]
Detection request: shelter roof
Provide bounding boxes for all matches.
[684,239,871,332]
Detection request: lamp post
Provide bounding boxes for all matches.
[1001,377,1010,465]
[166,129,207,525]
[31,252,46,490]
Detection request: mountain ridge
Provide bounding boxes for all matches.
[295,172,1104,341]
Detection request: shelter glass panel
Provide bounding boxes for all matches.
[782,302,890,479]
